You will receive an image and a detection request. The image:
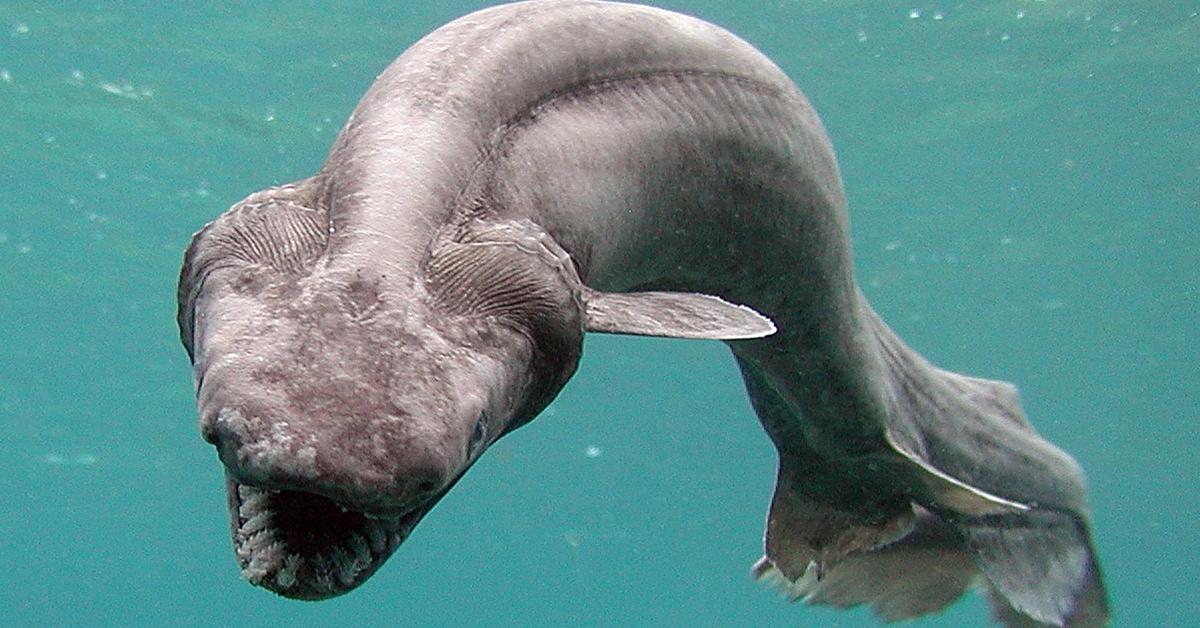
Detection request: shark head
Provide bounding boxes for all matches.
[178,184,584,599]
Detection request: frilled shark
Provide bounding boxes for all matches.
[177,1,1107,625]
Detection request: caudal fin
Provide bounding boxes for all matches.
[867,305,1109,625]
[960,509,1109,627]
[737,305,1108,625]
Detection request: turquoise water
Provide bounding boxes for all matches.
[1,1,1196,625]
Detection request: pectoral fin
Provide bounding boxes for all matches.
[583,287,776,340]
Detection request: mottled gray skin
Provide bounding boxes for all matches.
[178,1,1107,625]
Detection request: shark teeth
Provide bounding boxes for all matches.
[229,482,406,599]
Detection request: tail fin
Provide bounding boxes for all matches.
[741,304,1108,625]
[869,307,1108,626]
[960,510,1109,627]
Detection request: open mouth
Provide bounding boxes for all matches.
[225,474,426,600]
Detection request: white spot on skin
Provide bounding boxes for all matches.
[252,421,319,480]
[217,409,321,483]
[297,446,317,470]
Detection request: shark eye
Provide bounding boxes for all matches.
[468,412,489,455]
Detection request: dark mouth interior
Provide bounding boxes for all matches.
[228,477,417,600]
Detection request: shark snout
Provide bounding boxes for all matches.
[202,407,452,517]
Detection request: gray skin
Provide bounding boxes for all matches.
[177,1,1107,625]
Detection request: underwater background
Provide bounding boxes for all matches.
[1,1,1196,625]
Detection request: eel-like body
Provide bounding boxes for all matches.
[177,2,1107,625]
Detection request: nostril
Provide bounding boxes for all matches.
[200,413,223,445]
[199,408,245,469]
[396,471,444,505]
[200,407,240,445]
